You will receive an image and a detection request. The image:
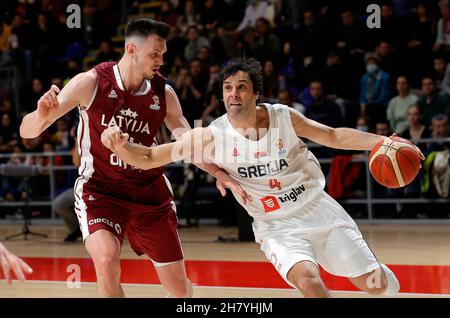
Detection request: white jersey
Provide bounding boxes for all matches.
[209,103,326,221]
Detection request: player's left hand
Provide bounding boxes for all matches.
[101,125,129,152]
[215,169,252,205]
[390,133,425,160]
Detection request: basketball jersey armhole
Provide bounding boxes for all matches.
[81,81,98,111]
[277,104,299,140]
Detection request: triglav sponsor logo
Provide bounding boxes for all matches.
[260,195,281,213]
[278,184,306,203]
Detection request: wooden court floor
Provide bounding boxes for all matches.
[1,223,450,298]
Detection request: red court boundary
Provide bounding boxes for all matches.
[18,257,450,295]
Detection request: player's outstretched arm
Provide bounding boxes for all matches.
[289,108,387,151]
[164,84,251,203]
[289,108,425,159]
[101,126,207,170]
[0,242,33,284]
[20,71,97,139]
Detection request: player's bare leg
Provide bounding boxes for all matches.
[155,260,193,298]
[349,264,399,296]
[85,230,124,297]
[287,260,331,298]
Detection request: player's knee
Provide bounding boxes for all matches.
[296,276,325,296]
[93,253,121,277]
[169,279,193,298]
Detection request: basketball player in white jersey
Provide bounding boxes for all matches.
[101,58,424,297]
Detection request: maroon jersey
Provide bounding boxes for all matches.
[77,62,166,187]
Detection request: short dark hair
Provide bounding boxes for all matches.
[218,57,263,100]
[125,18,170,40]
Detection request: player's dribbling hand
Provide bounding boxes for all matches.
[389,133,425,161]
[215,169,252,205]
[36,85,60,120]
[101,125,129,152]
[0,243,33,284]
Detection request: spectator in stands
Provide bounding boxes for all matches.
[200,0,225,33]
[442,58,450,96]
[387,76,418,134]
[22,78,44,113]
[335,9,367,58]
[305,80,344,129]
[369,2,405,49]
[195,45,213,68]
[0,98,14,121]
[0,113,19,153]
[252,17,281,62]
[428,114,450,152]
[178,68,203,127]
[359,54,393,123]
[277,89,305,114]
[433,1,450,53]
[355,115,372,133]
[53,127,81,242]
[236,0,268,33]
[35,13,56,75]
[177,0,202,34]
[51,118,70,151]
[93,40,120,65]
[433,55,448,92]
[404,1,436,87]
[184,25,210,62]
[375,120,393,137]
[400,104,431,145]
[189,58,208,99]
[0,18,11,52]
[261,59,286,103]
[206,63,221,97]
[166,26,188,69]
[322,51,358,103]
[417,76,450,127]
[200,93,223,127]
[157,0,179,27]
[375,41,402,80]
[1,144,27,203]
[292,9,329,70]
[0,18,12,66]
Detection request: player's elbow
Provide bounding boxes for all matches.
[19,123,37,139]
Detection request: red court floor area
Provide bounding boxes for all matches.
[19,257,450,295]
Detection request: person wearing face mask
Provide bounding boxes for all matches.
[359,54,393,124]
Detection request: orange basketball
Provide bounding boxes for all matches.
[369,136,421,188]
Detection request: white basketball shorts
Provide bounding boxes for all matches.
[252,192,380,288]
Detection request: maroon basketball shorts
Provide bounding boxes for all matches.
[74,175,183,263]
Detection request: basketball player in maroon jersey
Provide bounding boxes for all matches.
[19,18,248,297]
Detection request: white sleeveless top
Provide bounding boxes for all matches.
[209,103,325,221]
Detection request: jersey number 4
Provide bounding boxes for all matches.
[269,179,282,191]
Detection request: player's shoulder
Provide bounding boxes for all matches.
[71,69,97,87]
[208,113,228,130]
[260,102,290,113]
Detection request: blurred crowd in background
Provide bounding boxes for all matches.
[0,0,449,222]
